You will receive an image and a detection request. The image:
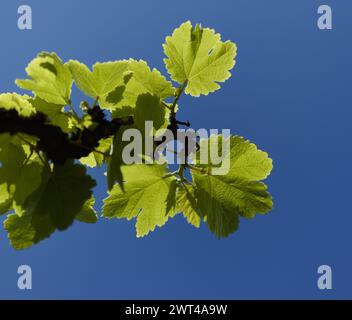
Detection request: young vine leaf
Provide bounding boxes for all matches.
[16,52,73,105]
[174,184,201,228]
[4,161,96,249]
[110,59,174,113]
[163,21,237,97]
[67,60,132,110]
[30,97,70,132]
[191,135,273,238]
[103,163,177,237]
[0,135,43,217]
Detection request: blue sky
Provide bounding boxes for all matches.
[0,0,351,299]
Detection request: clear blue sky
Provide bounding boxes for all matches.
[0,0,351,299]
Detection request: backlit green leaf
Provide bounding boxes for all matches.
[103,164,177,237]
[16,52,73,105]
[76,198,98,224]
[0,138,43,216]
[0,93,35,117]
[191,135,273,237]
[111,59,174,110]
[67,60,132,110]
[164,21,237,97]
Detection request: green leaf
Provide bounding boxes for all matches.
[0,184,13,215]
[107,93,168,188]
[4,162,96,250]
[106,129,127,191]
[195,135,273,179]
[134,93,167,134]
[194,175,239,238]
[193,174,271,237]
[29,97,70,132]
[103,164,177,237]
[0,93,35,117]
[191,135,273,238]
[0,139,43,216]
[67,60,132,110]
[4,212,56,250]
[227,136,273,180]
[76,198,98,224]
[80,152,100,168]
[110,59,174,110]
[163,21,237,97]
[16,52,73,105]
[80,137,112,168]
[23,161,96,231]
[107,94,168,191]
[175,184,201,228]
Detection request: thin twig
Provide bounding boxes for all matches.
[161,101,172,111]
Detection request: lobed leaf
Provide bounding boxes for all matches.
[4,161,96,249]
[16,52,73,105]
[0,136,43,216]
[103,164,177,237]
[164,21,237,97]
[111,59,174,111]
[76,198,98,224]
[174,184,201,228]
[29,97,70,132]
[67,60,132,110]
[190,135,273,237]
